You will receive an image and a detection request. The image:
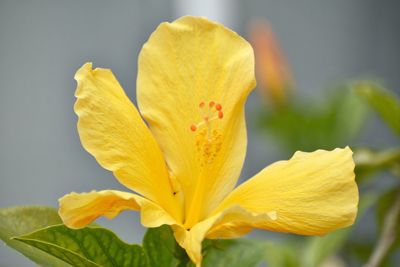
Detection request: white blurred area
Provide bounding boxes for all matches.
[174,0,238,28]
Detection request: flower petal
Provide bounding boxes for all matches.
[213,147,358,236]
[74,63,182,221]
[59,190,177,229]
[172,206,276,266]
[137,16,256,226]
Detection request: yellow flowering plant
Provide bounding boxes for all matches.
[61,16,357,265]
[0,16,360,267]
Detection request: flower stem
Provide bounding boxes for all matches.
[364,190,400,267]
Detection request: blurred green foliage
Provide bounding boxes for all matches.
[257,81,400,267]
[355,83,400,136]
[257,83,368,152]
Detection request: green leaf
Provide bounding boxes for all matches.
[257,84,368,153]
[334,84,368,142]
[201,239,267,267]
[263,239,300,267]
[355,82,400,135]
[143,225,187,267]
[143,227,275,267]
[14,225,148,267]
[0,206,70,267]
[354,147,400,180]
[303,229,350,267]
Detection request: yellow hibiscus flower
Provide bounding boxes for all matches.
[59,16,358,266]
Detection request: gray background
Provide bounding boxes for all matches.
[1,0,399,265]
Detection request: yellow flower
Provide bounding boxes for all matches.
[59,16,358,266]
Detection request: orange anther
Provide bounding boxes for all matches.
[190,125,197,131]
[218,111,223,119]
[204,116,209,122]
[209,101,215,108]
[216,104,222,110]
[199,102,205,108]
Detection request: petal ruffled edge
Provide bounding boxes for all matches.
[59,190,177,229]
[213,147,359,236]
[73,63,182,222]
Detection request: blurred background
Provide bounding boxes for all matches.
[0,0,399,266]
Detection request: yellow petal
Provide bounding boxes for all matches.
[137,16,256,227]
[74,63,181,221]
[213,147,358,236]
[172,206,276,266]
[59,190,177,229]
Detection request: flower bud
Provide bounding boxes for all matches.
[249,20,293,107]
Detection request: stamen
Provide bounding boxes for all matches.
[190,101,224,130]
[190,125,197,132]
[190,100,224,165]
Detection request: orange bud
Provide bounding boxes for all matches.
[249,19,293,107]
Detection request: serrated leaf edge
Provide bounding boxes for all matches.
[12,236,102,267]
[11,224,107,267]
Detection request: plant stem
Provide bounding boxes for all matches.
[364,191,400,267]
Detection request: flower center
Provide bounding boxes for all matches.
[190,101,224,166]
[184,101,224,228]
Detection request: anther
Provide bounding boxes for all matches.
[190,100,223,132]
